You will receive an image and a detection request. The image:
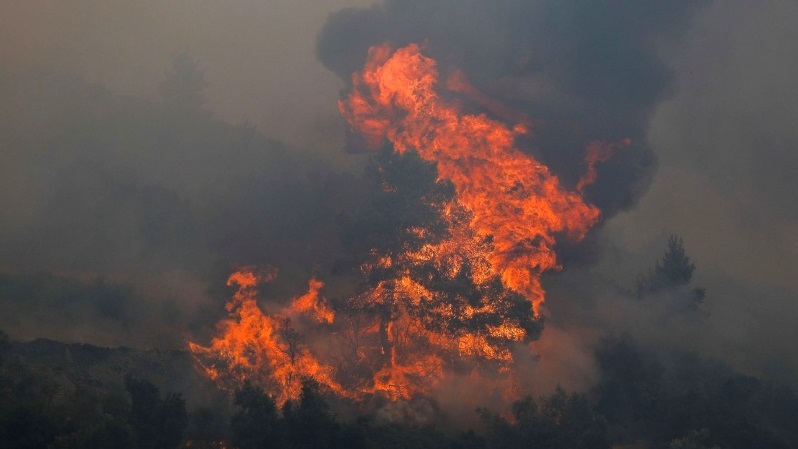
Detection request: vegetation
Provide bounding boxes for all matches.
[0,333,187,448]
[636,235,706,306]
[0,52,794,449]
[2,329,796,449]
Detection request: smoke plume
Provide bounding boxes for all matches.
[318,0,709,219]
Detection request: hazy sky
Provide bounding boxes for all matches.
[1,0,797,383]
[1,0,373,152]
[602,1,798,381]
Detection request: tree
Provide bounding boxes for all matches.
[282,378,338,449]
[480,388,610,449]
[184,407,228,449]
[277,317,302,367]
[658,235,696,286]
[636,234,705,304]
[338,148,543,380]
[340,147,454,261]
[229,382,280,449]
[51,416,135,449]
[125,377,187,449]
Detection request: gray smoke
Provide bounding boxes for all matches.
[318,0,709,217]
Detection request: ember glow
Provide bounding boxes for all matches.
[190,44,617,404]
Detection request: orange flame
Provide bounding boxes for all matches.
[576,138,631,193]
[191,43,619,404]
[291,277,334,324]
[189,268,346,405]
[339,43,601,310]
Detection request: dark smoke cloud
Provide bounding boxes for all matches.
[318,0,709,217]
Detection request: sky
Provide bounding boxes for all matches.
[0,0,373,152]
[603,1,798,381]
[1,0,797,386]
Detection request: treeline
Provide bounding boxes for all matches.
[0,331,185,448]
[0,58,368,349]
[2,330,797,449]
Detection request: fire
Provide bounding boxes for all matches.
[190,43,617,404]
[576,138,631,193]
[339,43,600,310]
[291,277,334,324]
[189,268,347,406]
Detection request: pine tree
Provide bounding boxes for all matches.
[657,235,695,287]
[636,235,704,304]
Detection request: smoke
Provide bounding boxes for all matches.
[1,0,797,422]
[316,0,798,394]
[374,398,438,427]
[0,0,374,153]
[318,0,709,218]
[0,68,364,348]
[540,227,798,389]
[595,0,798,387]
[312,0,718,401]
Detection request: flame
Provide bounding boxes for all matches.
[576,138,631,193]
[339,43,601,310]
[189,268,347,405]
[291,277,334,324]
[191,43,618,404]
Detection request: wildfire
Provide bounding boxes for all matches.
[577,139,631,194]
[190,43,617,404]
[188,268,346,406]
[339,43,601,309]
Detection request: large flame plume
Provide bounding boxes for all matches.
[339,43,601,309]
[190,44,617,404]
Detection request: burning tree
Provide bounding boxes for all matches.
[335,147,547,398]
[190,43,617,404]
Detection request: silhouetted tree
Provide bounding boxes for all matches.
[481,388,610,449]
[230,382,280,449]
[185,406,228,449]
[283,378,338,449]
[341,147,454,261]
[278,317,302,367]
[51,416,135,449]
[125,377,187,449]
[636,234,705,304]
